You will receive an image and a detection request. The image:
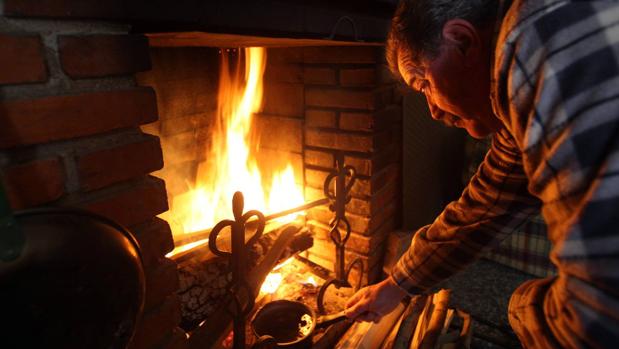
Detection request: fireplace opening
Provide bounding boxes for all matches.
[134,37,404,347]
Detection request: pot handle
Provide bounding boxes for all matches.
[252,335,278,349]
[316,310,348,329]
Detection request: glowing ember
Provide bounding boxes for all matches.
[260,272,284,294]
[161,47,304,251]
[273,257,294,271]
[306,276,317,286]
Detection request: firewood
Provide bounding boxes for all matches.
[186,225,307,349]
[380,298,409,349]
[391,295,428,349]
[419,289,451,349]
[409,294,434,349]
[335,301,406,349]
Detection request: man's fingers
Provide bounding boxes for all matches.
[345,289,365,308]
[344,299,369,319]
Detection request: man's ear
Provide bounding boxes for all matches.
[442,19,481,66]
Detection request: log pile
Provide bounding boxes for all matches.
[332,289,473,349]
[175,222,313,331]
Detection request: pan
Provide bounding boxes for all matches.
[251,299,348,348]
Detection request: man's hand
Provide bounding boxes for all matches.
[344,277,408,323]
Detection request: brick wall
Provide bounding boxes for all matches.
[298,46,403,285]
[0,6,186,349]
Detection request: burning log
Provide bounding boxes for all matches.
[175,222,312,347]
[171,198,329,249]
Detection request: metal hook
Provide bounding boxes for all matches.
[326,16,363,42]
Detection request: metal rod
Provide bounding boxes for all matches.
[173,198,329,247]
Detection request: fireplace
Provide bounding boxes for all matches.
[0,1,403,348]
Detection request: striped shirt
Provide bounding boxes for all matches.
[391,1,619,347]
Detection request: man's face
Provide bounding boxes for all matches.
[397,38,501,139]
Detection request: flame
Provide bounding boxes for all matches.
[162,47,304,249]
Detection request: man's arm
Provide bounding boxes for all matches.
[392,128,541,293]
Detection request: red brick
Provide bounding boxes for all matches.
[306,205,332,226]
[304,149,334,169]
[344,147,393,177]
[0,33,47,85]
[59,34,151,78]
[304,168,329,189]
[371,163,400,194]
[346,225,391,255]
[254,114,303,152]
[2,158,65,210]
[303,47,377,64]
[305,87,377,110]
[268,48,303,64]
[339,68,376,86]
[262,82,304,116]
[347,180,399,217]
[305,129,374,152]
[4,0,126,19]
[0,88,158,149]
[348,197,371,216]
[77,135,163,191]
[129,218,175,267]
[81,176,168,227]
[304,186,324,202]
[158,112,215,137]
[344,156,373,177]
[348,201,398,236]
[339,112,374,132]
[265,63,303,83]
[305,109,336,128]
[160,132,200,166]
[129,295,182,349]
[144,257,179,310]
[142,78,217,119]
[347,213,371,234]
[366,202,398,236]
[303,67,337,85]
[350,177,372,199]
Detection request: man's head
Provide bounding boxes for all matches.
[387,0,503,138]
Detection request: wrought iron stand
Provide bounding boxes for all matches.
[208,192,265,349]
[317,152,364,314]
[205,153,363,347]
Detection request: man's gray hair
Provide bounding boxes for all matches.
[386,0,498,76]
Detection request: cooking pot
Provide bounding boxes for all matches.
[251,299,348,348]
[0,208,145,349]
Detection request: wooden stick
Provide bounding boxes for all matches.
[419,289,451,349]
[391,295,429,349]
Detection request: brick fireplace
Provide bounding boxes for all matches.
[0,1,401,348]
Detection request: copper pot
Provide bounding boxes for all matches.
[251,299,348,348]
[0,208,145,349]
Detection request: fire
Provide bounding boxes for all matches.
[161,47,304,247]
[260,272,283,294]
[306,276,317,286]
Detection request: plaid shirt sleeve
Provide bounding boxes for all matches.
[390,128,541,295]
[494,1,619,347]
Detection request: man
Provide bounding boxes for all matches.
[344,0,619,347]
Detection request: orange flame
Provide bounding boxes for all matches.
[163,47,304,251]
